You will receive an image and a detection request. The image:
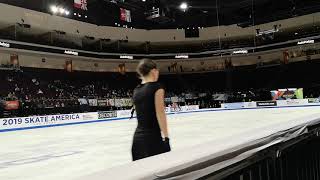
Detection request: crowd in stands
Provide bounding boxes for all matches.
[0,67,260,118]
[1,60,320,118]
[0,66,137,117]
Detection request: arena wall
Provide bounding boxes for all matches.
[2,43,320,73]
[0,47,273,72]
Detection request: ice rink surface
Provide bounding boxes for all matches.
[1,106,320,180]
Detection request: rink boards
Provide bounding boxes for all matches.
[0,105,199,132]
[1,99,320,132]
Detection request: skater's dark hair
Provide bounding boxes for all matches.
[136,59,157,78]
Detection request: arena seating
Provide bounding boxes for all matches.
[1,60,320,118]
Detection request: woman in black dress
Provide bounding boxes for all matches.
[131,59,171,161]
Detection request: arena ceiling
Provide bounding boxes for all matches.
[1,0,320,29]
[110,0,320,29]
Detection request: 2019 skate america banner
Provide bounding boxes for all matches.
[0,112,98,131]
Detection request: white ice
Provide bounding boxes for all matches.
[1,106,320,180]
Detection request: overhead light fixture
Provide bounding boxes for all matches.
[64,50,79,56]
[233,50,248,54]
[120,55,133,59]
[50,5,58,13]
[297,40,314,45]
[175,55,189,59]
[0,41,10,48]
[256,29,279,36]
[180,2,188,10]
[142,0,146,1]
[59,7,65,14]
[50,5,70,16]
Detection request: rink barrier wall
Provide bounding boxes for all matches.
[1,101,320,132]
[221,99,312,109]
[0,105,199,132]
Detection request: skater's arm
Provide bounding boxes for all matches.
[155,89,169,138]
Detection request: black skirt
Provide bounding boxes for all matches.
[131,130,168,161]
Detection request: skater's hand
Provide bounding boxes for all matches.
[163,137,171,152]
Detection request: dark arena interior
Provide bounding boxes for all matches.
[0,0,320,180]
